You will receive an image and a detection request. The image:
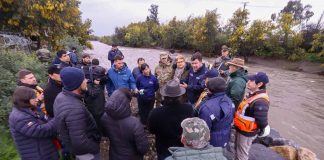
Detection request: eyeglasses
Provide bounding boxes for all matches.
[176,61,184,63]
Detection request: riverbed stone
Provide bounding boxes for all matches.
[270,145,297,160]
[249,144,285,160]
[297,147,317,160]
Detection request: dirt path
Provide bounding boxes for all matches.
[85,41,324,158]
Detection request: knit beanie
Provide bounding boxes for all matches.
[60,67,85,91]
[207,77,226,93]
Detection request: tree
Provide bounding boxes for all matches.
[191,9,219,56]
[147,4,159,25]
[280,0,314,28]
[0,0,92,50]
[227,8,250,60]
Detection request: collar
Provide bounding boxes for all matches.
[248,89,266,98]
[62,89,84,100]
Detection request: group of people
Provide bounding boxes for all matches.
[9,44,271,160]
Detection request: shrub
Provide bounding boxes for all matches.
[0,51,47,127]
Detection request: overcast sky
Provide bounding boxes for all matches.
[79,0,324,36]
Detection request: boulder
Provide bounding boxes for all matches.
[249,144,285,160]
[297,147,317,160]
[270,145,297,160]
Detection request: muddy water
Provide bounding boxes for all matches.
[85,41,324,158]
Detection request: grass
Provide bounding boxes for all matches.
[0,126,20,160]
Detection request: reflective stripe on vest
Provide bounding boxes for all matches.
[234,93,269,132]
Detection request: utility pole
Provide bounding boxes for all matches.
[242,1,249,10]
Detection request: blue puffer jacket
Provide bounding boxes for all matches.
[107,64,136,96]
[185,64,208,104]
[136,74,159,99]
[198,92,234,147]
[9,107,58,160]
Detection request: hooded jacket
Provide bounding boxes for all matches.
[155,61,173,86]
[101,89,149,160]
[106,64,136,96]
[44,78,63,117]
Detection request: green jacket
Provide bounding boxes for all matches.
[226,69,248,109]
[165,145,227,160]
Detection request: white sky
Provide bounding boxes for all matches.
[79,0,324,36]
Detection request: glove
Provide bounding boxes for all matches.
[258,125,270,137]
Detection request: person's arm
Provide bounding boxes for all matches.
[187,75,204,92]
[154,77,159,92]
[108,51,112,61]
[253,100,269,131]
[198,105,215,129]
[66,108,99,154]
[229,81,246,107]
[14,115,56,138]
[136,76,141,89]
[133,119,149,155]
[129,73,137,90]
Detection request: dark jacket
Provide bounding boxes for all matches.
[68,51,78,65]
[58,61,74,69]
[9,107,58,160]
[52,56,61,65]
[136,74,159,99]
[132,67,142,81]
[44,78,63,117]
[53,89,100,155]
[75,61,89,69]
[185,63,208,104]
[236,90,270,137]
[108,49,123,65]
[101,89,149,160]
[106,64,136,96]
[148,101,193,160]
[226,69,248,109]
[198,92,234,147]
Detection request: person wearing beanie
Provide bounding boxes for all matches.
[194,68,219,109]
[44,65,62,117]
[198,77,234,148]
[165,117,227,160]
[54,67,101,159]
[233,72,270,160]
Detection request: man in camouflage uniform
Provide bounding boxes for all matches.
[154,53,173,107]
[165,117,227,160]
[213,45,232,79]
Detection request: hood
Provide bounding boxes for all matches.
[105,89,131,119]
[17,81,37,89]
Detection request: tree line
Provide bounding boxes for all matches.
[96,1,324,63]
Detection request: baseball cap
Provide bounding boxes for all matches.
[248,72,269,84]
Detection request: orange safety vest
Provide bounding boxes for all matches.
[234,92,269,133]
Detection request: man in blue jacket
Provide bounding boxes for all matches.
[198,77,234,148]
[108,44,124,66]
[180,53,207,104]
[106,55,137,96]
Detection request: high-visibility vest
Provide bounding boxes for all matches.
[234,93,269,132]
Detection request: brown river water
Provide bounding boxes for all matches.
[85,41,324,158]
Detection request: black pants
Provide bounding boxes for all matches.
[137,97,155,125]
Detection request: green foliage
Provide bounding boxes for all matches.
[58,35,86,55]
[0,0,92,50]
[0,126,20,160]
[0,50,47,127]
[124,23,152,47]
[99,36,113,45]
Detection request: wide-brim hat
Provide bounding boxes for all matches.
[226,58,247,68]
[160,80,186,97]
